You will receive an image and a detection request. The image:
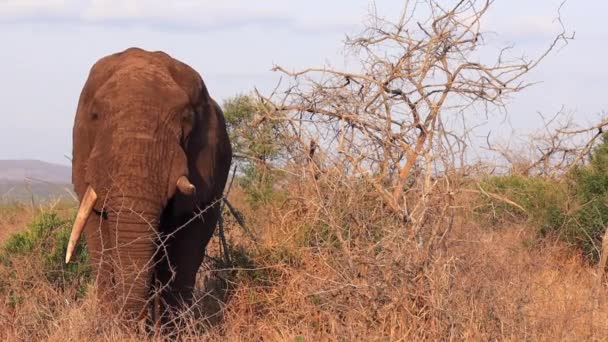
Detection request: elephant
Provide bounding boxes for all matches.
[65,47,232,325]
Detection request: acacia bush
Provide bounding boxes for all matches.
[476,175,568,233]
[1,210,90,290]
[223,94,286,206]
[0,209,90,338]
[563,133,608,262]
[478,133,608,263]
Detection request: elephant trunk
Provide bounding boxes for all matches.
[105,195,160,318]
[101,151,167,318]
[92,136,168,317]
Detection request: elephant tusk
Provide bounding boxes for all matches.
[65,186,97,264]
[176,175,196,195]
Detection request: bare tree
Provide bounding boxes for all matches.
[482,108,608,178]
[257,0,572,248]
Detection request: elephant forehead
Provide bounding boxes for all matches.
[115,62,174,83]
[97,65,189,104]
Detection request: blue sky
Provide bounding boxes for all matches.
[0,0,605,165]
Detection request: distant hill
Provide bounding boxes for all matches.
[0,160,74,204]
[0,160,71,184]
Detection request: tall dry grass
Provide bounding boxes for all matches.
[0,204,32,244]
[1,179,608,341]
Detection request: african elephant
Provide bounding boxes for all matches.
[65,47,232,323]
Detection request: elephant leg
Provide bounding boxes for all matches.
[156,204,219,323]
[83,214,115,308]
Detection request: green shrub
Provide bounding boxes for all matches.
[561,134,608,262]
[0,210,91,300]
[238,164,286,207]
[223,94,287,207]
[476,175,568,235]
[478,133,608,263]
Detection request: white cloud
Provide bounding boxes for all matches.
[0,0,362,32]
[80,0,364,32]
[0,0,75,15]
[489,14,562,41]
[513,15,562,36]
[82,0,287,25]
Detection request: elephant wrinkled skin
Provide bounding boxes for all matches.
[69,47,232,323]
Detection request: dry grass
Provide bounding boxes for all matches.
[0,204,34,244]
[0,201,76,244]
[447,218,608,341]
[1,185,608,341]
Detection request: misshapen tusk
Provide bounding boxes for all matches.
[176,175,196,195]
[65,186,97,264]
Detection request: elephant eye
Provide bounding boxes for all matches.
[91,112,100,121]
[180,109,195,148]
[181,109,194,133]
[181,109,194,125]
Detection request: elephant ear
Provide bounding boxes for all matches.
[171,74,233,215]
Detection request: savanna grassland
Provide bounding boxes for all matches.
[2,171,608,341]
[4,0,608,341]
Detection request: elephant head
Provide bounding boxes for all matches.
[67,47,232,321]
